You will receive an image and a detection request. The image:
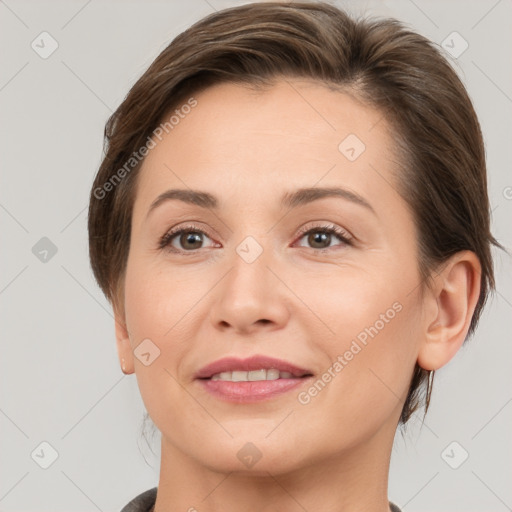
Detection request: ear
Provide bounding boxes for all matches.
[417,251,482,371]
[114,300,135,375]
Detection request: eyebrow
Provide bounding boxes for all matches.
[281,187,375,214]
[146,186,376,218]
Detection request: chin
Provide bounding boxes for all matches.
[181,432,308,475]
[203,448,306,476]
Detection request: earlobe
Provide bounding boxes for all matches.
[417,251,481,371]
[114,306,135,375]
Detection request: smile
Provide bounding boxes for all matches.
[195,355,314,403]
[210,369,297,381]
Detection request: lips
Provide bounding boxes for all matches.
[195,355,313,380]
[195,355,314,403]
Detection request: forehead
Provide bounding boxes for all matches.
[133,79,399,216]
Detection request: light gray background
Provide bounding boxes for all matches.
[1,0,511,511]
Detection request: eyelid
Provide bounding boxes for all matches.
[292,221,353,248]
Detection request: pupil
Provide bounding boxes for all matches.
[182,232,202,249]
[309,231,329,248]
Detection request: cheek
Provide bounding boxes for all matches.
[122,258,196,414]
[295,262,422,421]
[124,254,202,337]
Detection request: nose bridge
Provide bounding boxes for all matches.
[210,233,290,332]
[225,233,273,305]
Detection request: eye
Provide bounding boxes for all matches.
[158,222,352,254]
[158,223,218,253]
[294,223,352,250]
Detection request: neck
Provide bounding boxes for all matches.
[153,419,397,512]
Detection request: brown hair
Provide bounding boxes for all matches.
[88,1,499,424]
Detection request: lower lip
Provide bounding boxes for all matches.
[197,377,311,403]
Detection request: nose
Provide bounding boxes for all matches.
[209,242,291,335]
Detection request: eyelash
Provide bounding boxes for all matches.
[294,223,353,253]
[158,222,353,255]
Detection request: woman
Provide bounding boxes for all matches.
[88,2,498,511]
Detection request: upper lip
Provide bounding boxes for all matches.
[195,355,313,379]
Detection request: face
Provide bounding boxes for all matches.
[117,79,426,474]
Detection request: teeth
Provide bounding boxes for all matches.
[232,371,248,382]
[210,369,297,381]
[266,369,280,380]
[248,369,266,381]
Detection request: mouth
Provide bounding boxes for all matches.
[195,355,314,403]
[195,355,313,380]
[208,369,307,381]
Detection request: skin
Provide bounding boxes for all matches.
[114,79,481,512]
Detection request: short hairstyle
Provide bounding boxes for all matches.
[88,1,499,424]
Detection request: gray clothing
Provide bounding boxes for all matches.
[120,487,403,512]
